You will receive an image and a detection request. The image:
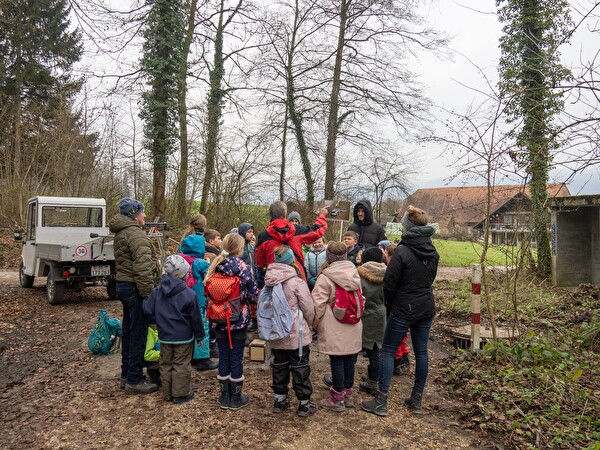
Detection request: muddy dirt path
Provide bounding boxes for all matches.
[0,271,495,449]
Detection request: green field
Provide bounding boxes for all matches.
[433,239,528,267]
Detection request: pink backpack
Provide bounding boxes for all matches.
[177,253,197,288]
[331,284,365,324]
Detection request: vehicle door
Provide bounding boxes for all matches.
[21,201,38,275]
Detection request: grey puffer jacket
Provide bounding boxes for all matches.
[109,214,157,298]
[264,263,314,351]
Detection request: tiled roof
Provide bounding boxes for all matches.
[400,184,570,228]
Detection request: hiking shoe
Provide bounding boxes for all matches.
[404,389,424,415]
[173,390,195,405]
[361,391,388,417]
[359,379,378,395]
[322,375,333,388]
[125,380,159,394]
[393,354,410,375]
[297,401,317,417]
[272,398,290,413]
[196,359,219,371]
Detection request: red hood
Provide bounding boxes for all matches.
[266,219,296,242]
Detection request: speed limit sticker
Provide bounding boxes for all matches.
[75,246,88,257]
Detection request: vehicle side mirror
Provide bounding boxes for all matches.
[90,233,99,238]
[13,230,22,241]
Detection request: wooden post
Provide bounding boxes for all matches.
[471,264,482,350]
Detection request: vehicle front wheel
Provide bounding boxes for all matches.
[19,260,34,288]
[46,266,65,305]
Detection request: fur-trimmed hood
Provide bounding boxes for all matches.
[358,261,386,284]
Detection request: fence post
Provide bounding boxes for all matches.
[471,264,482,350]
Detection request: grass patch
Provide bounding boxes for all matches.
[439,277,600,449]
[433,239,531,267]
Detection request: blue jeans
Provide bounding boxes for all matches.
[329,354,358,392]
[216,334,246,379]
[117,282,148,384]
[378,314,433,394]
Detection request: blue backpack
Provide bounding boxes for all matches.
[88,309,122,355]
[257,283,304,355]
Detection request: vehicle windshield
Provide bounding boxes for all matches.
[42,206,103,227]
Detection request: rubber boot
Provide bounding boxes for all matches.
[217,375,230,410]
[361,390,388,417]
[343,388,354,408]
[359,378,378,395]
[404,388,424,415]
[229,377,250,411]
[320,388,345,412]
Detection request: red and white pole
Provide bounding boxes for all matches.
[471,265,482,350]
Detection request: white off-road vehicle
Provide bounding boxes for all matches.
[15,196,116,305]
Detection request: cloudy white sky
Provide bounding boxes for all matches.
[412,0,600,195]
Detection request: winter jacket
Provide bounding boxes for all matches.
[358,262,387,350]
[109,213,157,298]
[304,247,327,289]
[238,223,258,278]
[347,244,363,266]
[209,256,258,332]
[178,235,211,359]
[264,263,315,351]
[383,226,439,322]
[312,260,363,355]
[205,244,220,262]
[255,213,328,287]
[142,275,205,344]
[144,327,160,363]
[348,199,387,249]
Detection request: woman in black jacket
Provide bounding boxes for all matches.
[362,205,439,417]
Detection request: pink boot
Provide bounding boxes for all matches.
[344,388,354,408]
[320,388,345,412]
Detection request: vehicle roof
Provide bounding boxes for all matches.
[28,196,107,207]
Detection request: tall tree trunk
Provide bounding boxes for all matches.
[153,165,166,219]
[174,0,197,222]
[522,0,551,277]
[286,0,313,209]
[279,104,288,201]
[200,0,241,213]
[324,0,348,200]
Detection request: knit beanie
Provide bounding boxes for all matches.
[163,254,190,279]
[377,240,392,250]
[274,247,295,265]
[362,247,384,264]
[118,197,145,219]
[287,211,301,223]
[325,241,347,264]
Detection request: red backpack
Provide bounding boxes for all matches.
[205,273,242,348]
[331,285,365,324]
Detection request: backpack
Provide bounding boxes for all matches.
[88,309,122,355]
[331,285,365,325]
[205,273,242,348]
[178,253,197,288]
[258,283,304,344]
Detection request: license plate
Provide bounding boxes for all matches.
[91,265,111,276]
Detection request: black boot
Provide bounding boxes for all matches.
[196,358,219,371]
[210,340,219,358]
[218,376,230,409]
[229,377,250,411]
[393,354,410,375]
[404,387,424,415]
[361,390,388,417]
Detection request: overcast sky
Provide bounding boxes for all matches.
[412,0,600,195]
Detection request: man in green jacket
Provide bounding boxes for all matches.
[109,197,158,394]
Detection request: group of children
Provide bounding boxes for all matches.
[137,211,409,416]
